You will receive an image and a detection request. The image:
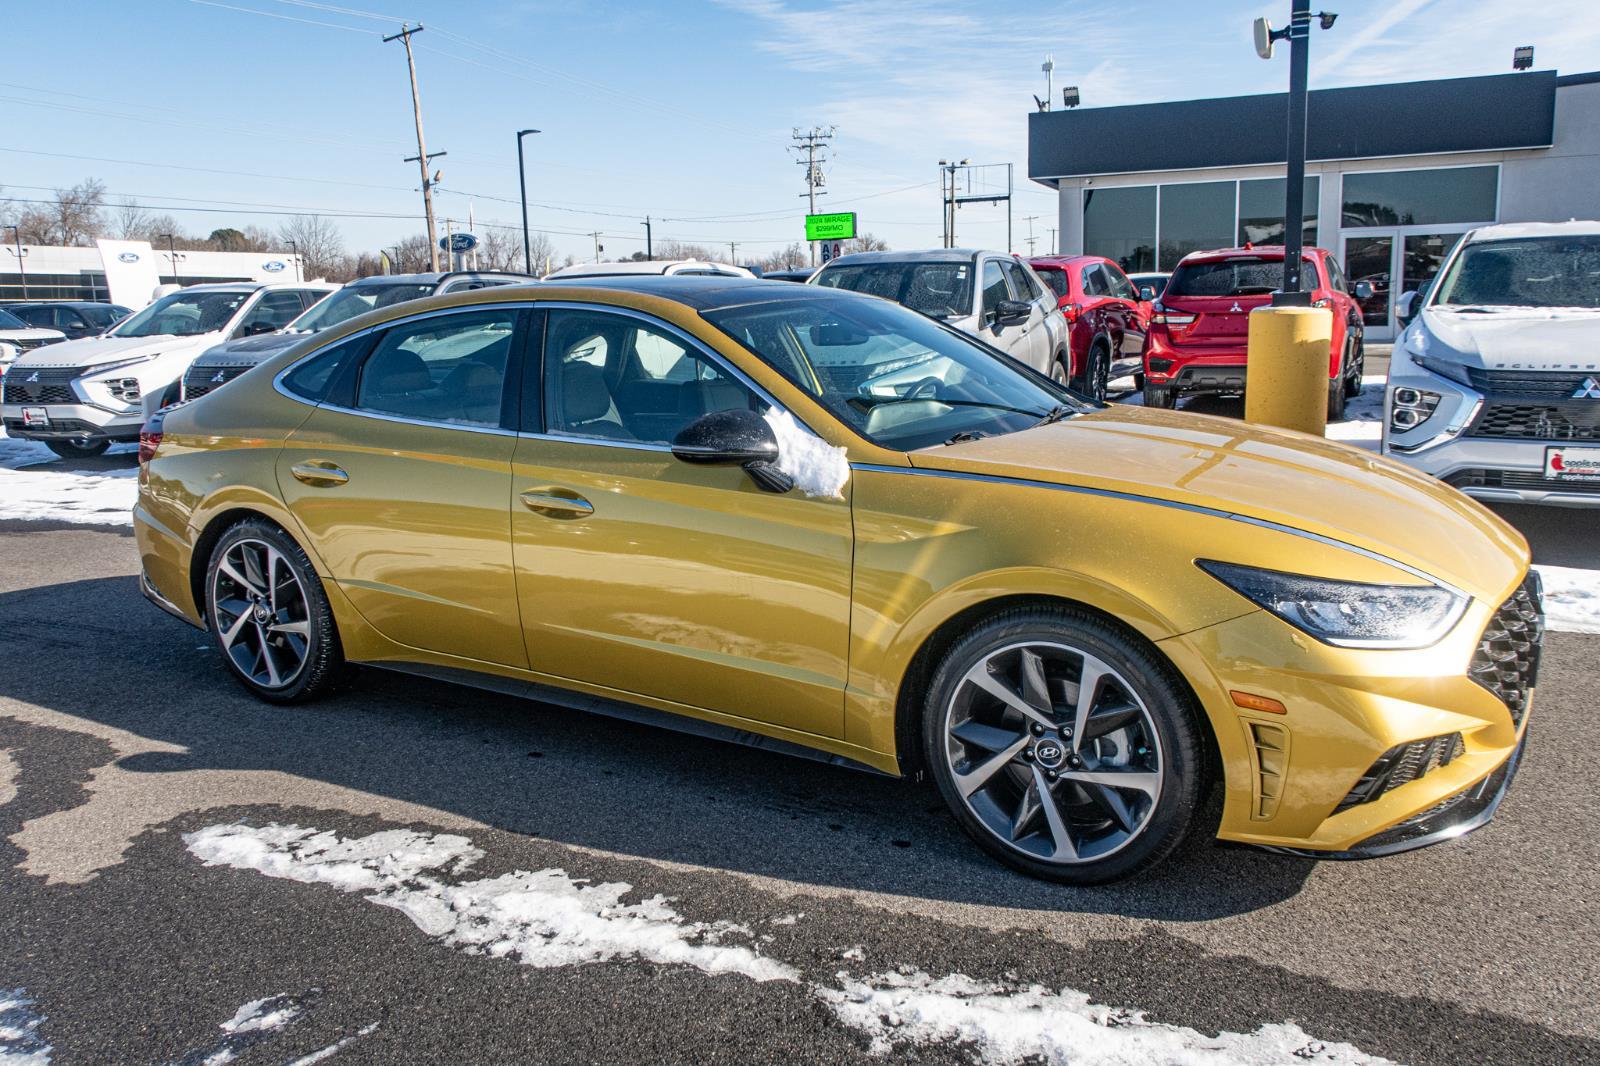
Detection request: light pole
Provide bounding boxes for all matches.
[640,216,652,260]
[516,128,541,275]
[3,224,26,300]
[159,233,184,284]
[286,238,301,282]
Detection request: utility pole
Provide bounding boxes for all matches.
[791,126,835,267]
[640,216,652,260]
[589,232,603,263]
[159,233,183,283]
[385,23,442,272]
[1023,215,1040,256]
[4,225,27,300]
[937,158,970,248]
[286,238,300,282]
[516,128,540,275]
[1048,227,1057,255]
[728,241,738,265]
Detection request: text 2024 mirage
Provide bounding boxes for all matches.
[133,278,1539,884]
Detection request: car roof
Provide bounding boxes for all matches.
[1176,245,1326,264]
[1464,220,1600,241]
[819,248,994,266]
[545,259,749,278]
[6,300,124,309]
[348,270,539,286]
[457,274,884,313]
[1024,255,1106,270]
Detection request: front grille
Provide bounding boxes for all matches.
[1468,402,1600,441]
[183,364,251,400]
[9,336,54,352]
[2,367,79,405]
[2,417,102,435]
[1468,574,1544,727]
[1335,733,1466,813]
[1445,469,1600,497]
[1463,368,1598,398]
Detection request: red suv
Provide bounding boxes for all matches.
[1025,255,1152,402]
[1142,245,1368,419]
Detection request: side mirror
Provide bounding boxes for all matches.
[671,408,793,493]
[1138,285,1157,301]
[1395,290,1417,320]
[1354,281,1375,301]
[994,299,1032,327]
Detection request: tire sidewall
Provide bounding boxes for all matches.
[205,519,341,703]
[920,609,1205,884]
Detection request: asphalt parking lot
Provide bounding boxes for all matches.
[1,450,1598,1064]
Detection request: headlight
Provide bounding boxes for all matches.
[1197,560,1468,649]
[1412,352,1472,387]
[83,353,160,378]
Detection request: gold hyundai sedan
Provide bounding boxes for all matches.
[133,278,1540,884]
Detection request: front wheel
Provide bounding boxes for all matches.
[1050,354,1070,386]
[46,438,110,460]
[1074,345,1110,404]
[921,607,1207,884]
[205,519,345,704]
[1344,333,1365,398]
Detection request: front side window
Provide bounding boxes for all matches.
[1080,265,1109,297]
[1003,261,1042,302]
[1325,255,1347,293]
[353,310,516,427]
[1103,264,1138,301]
[0,308,28,329]
[1434,235,1600,309]
[542,308,763,445]
[291,283,438,334]
[112,290,249,338]
[238,291,307,335]
[813,261,974,320]
[706,292,1084,453]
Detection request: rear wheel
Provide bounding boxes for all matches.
[205,519,344,704]
[45,438,110,460]
[921,607,1206,884]
[1344,332,1365,398]
[1050,353,1070,387]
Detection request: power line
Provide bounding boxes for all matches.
[184,0,383,34]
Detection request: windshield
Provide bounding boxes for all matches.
[113,290,249,338]
[704,291,1085,452]
[0,309,26,329]
[1168,257,1302,297]
[290,283,437,332]
[813,261,973,319]
[1433,235,1600,309]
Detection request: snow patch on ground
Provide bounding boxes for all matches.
[0,750,17,809]
[764,409,850,498]
[1322,376,1386,451]
[0,989,51,1065]
[185,823,798,983]
[0,427,137,526]
[818,970,1395,1065]
[287,1023,379,1066]
[1534,564,1600,635]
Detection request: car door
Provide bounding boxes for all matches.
[977,257,1029,361]
[509,303,853,738]
[1101,263,1147,377]
[1002,259,1057,373]
[275,305,530,668]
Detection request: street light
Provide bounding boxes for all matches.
[3,224,26,300]
[159,233,184,284]
[286,238,301,282]
[516,128,541,275]
[1254,2,1339,305]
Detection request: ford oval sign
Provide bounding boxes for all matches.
[117,252,141,263]
[262,260,287,273]
[440,232,479,253]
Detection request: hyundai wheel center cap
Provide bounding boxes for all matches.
[253,602,272,623]
[1032,738,1067,770]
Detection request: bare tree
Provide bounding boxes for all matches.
[757,243,808,272]
[842,232,889,254]
[47,179,107,246]
[654,239,720,263]
[388,233,435,273]
[277,214,347,280]
[114,198,152,240]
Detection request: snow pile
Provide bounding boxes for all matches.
[0,426,137,527]
[185,823,797,983]
[219,994,306,1037]
[0,989,51,1066]
[818,970,1394,1065]
[763,409,849,498]
[1534,564,1600,635]
[1323,376,1387,451]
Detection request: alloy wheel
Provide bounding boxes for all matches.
[942,641,1163,864]
[210,538,312,690]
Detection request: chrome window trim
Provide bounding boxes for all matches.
[851,462,1468,599]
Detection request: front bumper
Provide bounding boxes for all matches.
[1,404,141,442]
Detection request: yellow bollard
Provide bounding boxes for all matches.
[1244,305,1333,435]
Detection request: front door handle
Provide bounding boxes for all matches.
[520,488,594,518]
[290,460,349,486]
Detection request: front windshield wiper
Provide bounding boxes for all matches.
[1033,404,1075,427]
[943,430,987,446]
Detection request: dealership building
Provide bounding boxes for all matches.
[0,240,307,309]
[1029,69,1600,340]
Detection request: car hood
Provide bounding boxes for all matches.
[1413,306,1600,369]
[911,404,1528,600]
[8,332,216,369]
[0,328,66,343]
[192,331,305,367]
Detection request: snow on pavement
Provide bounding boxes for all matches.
[185,823,1394,1065]
[0,989,51,1065]
[0,428,136,527]
[1536,565,1600,635]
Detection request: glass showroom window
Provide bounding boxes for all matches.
[1238,177,1319,247]
[1083,185,1156,274]
[1341,166,1498,228]
[1158,181,1235,270]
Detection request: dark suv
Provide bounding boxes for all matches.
[6,301,132,339]
[1142,245,1369,419]
[181,271,537,401]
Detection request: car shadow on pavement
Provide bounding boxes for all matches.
[0,574,1318,921]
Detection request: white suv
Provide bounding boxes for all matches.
[1,281,333,458]
[1384,220,1600,507]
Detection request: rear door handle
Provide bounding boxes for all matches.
[290,460,349,486]
[520,488,593,518]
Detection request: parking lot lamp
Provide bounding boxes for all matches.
[3,224,26,300]
[159,233,183,284]
[516,128,541,275]
[286,239,300,282]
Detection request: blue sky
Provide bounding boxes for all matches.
[4,0,1598,264]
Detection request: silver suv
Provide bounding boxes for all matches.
[1383,221,1600,507]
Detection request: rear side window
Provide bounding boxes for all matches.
[1038,268,1071,300]
[354,309,517,428]
[282,336,367,403]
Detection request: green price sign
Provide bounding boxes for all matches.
[805,212,857,241]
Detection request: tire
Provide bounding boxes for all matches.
[1133,372,1146,392]
[1326,377,1347,422]
[1050,353,1070,387]
[204,518,345,704]
[46,438,110,460]
[1344,332,1365,398]
[1142,383,1177,409]
[921,606,1207,885]
[1074,343,1110,403]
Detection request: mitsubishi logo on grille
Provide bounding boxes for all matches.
[25,371,38,383]
[212,370,227,383]
[1575,377,1600,399]
[1230,302,1243,312]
